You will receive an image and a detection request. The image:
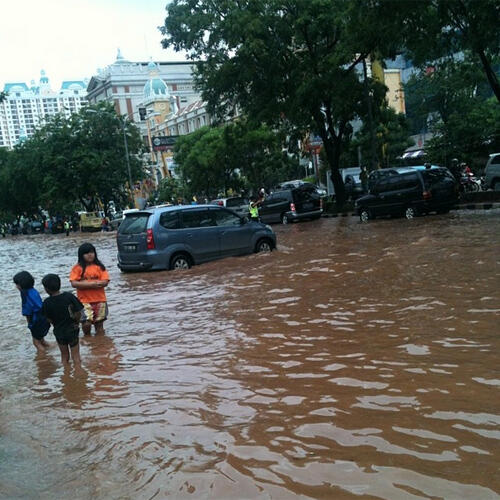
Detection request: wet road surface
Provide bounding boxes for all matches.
[0,210,499,499]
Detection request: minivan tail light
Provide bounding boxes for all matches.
[423,190,432,200]
[290,202,296,212]
[146,228,155,249]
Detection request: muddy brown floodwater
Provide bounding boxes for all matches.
[0,210,499,499]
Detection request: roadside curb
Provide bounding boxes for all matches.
[321,203,500,219]
[455,202,500,210]
[322,213,356,218]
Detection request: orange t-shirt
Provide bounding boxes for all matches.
[69,263,110,304]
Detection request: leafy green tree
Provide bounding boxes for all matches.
[156,176,186,204]
[173,121,300,198]
[348,106,413,168]
[161,0,389,206]
[425,98,500,170]
[384,0,500,102]
[0,102,146,217]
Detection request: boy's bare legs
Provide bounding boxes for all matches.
[82,321,92,336]
[58,344,70,367]
[70,343,82,368]
[32,337,47,354]
[95,321,105,336]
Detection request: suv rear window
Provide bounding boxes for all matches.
[119,213,150,234]
[292,186,319,202]
[421,169,454,188]
[226,197,248,207]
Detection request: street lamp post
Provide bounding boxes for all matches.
[85,107,134,204]
[119,117,133,192]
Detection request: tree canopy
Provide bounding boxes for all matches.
[161,0,391,205]
[0,102,145,219]
[171,120,301,200]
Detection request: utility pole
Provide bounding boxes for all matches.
[362,58,377,171]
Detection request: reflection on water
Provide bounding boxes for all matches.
[0,212,499,499]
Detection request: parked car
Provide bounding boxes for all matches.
[356,167,458,222]
[210,196,249,218]
[116,204,276,272]
[79,211,103,232]
[259,185,323,224]
[276,180,326,197]
[109,212,123,231]
[344,173,364,200]
[483,153,500,191]
[25,221,44,234]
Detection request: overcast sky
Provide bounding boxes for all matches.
[1,0,186,90]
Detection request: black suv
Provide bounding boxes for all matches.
[356,167,458,222]
[259,185,323,224]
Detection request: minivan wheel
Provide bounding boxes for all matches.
[405,206,416,219]
[170,254,191,271]
[281,213,289,225]
[256,239,273,253]
[359,209,371,223]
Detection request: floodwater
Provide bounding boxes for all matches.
[1,211,499,500]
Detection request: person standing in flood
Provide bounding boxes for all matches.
[69,243,110,336]
[13,271,50,354]
[42,274,83,368]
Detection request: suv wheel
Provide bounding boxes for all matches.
[170,253,191,271]
[405,206,416,220]
[256,238,273,253]
[281,213,289,225]
[359,209,371,223]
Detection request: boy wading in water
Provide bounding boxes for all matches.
[41,274,84,368]
[70,243,110,336]
[13,271,50,354]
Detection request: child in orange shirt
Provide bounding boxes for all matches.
[70,243,110,336]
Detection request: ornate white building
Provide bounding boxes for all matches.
[86,50,201,142]
[0,70,87,149]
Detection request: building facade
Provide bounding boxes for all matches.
[86,50,201,138]
[0,70,87,149]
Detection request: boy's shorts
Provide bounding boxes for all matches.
[55,332,79,347]
[30,317,50,340]
[81,302,108,324]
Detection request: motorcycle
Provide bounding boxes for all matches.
[460,172,481,193]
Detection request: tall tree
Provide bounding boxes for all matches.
[384,0,500,102]
[161,0,386,206]
[0,102,145,216]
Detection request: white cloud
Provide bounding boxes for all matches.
[1,0,185,89]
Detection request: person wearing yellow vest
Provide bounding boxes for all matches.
[248,196,262,222]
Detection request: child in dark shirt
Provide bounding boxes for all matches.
[13,271,50,354]
[41,273,84,368]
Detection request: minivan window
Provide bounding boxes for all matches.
[159,210,181,229]
[391,173,419,190]
[119,213,150,234]
[293,187,318,203]
[421,169,454,188]
[181,209,215,228]
[213,208,241,227]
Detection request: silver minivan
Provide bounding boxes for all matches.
[484,153,500,191]
[116,205,276,271]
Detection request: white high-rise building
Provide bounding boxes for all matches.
[0,70,87,149]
